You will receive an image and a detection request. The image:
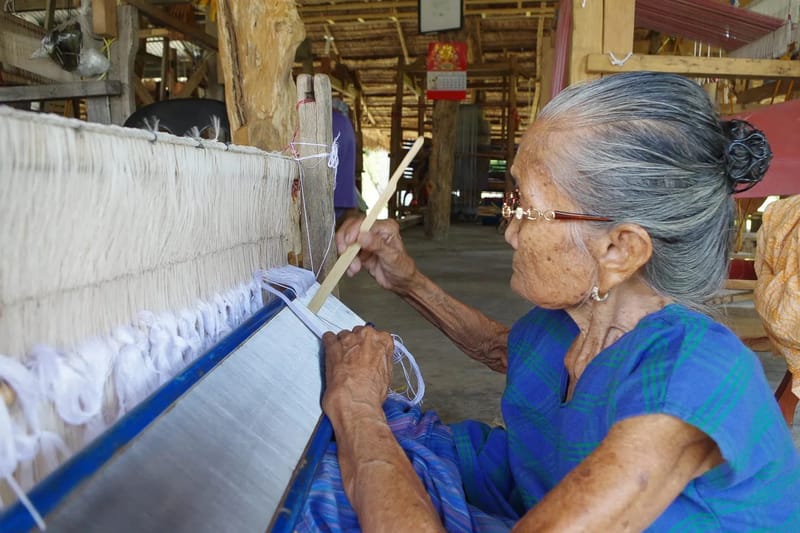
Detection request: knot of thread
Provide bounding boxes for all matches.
[608,51,633,66]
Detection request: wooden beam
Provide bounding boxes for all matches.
[44,0,56,31]
[602,0,634,59]
[393,17,410,65]
[569,0,603,84]
[0,80,121,103]
[89,5,137,124]
[402,72,422,99]
[134,76,156,105]
[0,13,79,83]
[505,55,518,192]
[301,6,554,24]
[124,0,218,51]
[92,0,118,38]
[323,24,341,61]
[138,28,171,39]
[586,54,800,80]
[735,81,799,105]
[9,0,185,9]
[176,55,210,98]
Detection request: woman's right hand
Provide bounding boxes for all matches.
[335,217,418,295]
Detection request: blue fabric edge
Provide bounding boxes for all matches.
[269,415,333,533]
[0,296,290,533]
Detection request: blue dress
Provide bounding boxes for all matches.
[300,305,800,531]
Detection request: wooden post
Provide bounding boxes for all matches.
[417,93,426,137]
[426,99,458,240]
[107,5,137,123]
[389,66,404,219]
[539,31,555,108]
[602,0,634,72]
[505,56,518,192]
[159,37,169,101]
[296,74,336,279]
[92,0,118,38]
[569,0,603,85]
[216,0,305,151]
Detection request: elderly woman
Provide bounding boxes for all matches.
[301,72,800,531]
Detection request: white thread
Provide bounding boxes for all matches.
[259,266,328,337]
[0,356,49,530]
[389,335,425,405]
[608,51,633,66]
[260,265,425,405]
[328,132,341,173]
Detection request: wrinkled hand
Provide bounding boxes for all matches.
[335,217,418,295]
[321,326,395,418]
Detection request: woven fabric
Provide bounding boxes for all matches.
[755,195,800,397]
[297,398,514,532]
[299,304,800,531]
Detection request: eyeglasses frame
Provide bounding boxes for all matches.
[501,189,611,223]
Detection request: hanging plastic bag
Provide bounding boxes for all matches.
[29,3,110,78]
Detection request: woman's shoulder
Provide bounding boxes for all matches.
[625,304,753,368]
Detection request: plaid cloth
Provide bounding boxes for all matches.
[300,305,800,531]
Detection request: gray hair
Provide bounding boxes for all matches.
[535,72,735,313]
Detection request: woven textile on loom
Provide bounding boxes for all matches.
[0,105,303,510]
[755,195,800,397]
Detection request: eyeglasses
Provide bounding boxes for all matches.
[501,189,611,223]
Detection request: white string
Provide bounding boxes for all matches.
[389,334,425,405]
[608,51,633,66]
[0,356,48,530]
[260,265,425,405]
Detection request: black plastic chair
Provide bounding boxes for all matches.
[123,98,230,142]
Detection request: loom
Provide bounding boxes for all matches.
[0,74,371,531]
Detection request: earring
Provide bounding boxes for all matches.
[590,286,609,302]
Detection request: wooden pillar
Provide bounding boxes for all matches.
[426,99,458,240]
[417,94,426,137]
[539,31,555,108]
[216,0,305,151]
[354,92,365,192]
[205,15,224,101]
[569,0,603,85]
[389,66,404,219]
[505,56,518,192]
[296,74,336,278]
[87,4,137,124]
[602,0,634,70]
[159,37,169,101]
[108,5,137,123]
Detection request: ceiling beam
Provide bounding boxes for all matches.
[123,0,217,51]
[392,17,410,66]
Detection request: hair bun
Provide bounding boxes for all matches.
[720,119,772,194]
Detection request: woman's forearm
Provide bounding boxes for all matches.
[327,401,444,533]
[400,271,510,373]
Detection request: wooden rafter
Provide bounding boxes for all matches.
[392,17,410,66]
[124,0,217,51]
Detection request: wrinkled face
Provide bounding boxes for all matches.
[504,123,596,308]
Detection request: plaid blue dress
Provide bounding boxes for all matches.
[299,305,800,531]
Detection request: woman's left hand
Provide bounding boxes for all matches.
[321,326,395,418]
